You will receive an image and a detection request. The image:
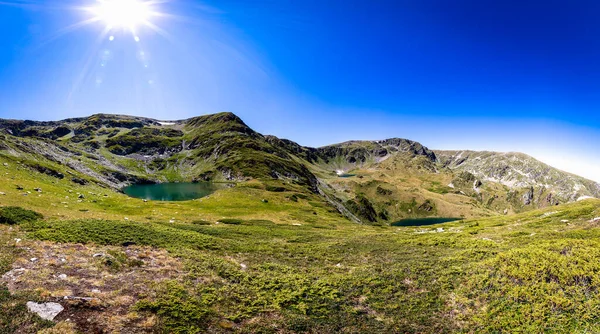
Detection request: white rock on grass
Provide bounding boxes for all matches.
[26,302,64,321]
[2,268,26,280]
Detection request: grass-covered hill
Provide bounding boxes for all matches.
[2,112,600,332]
[1,112,599,224]
[0,113,320,197]
[2,150,600,332]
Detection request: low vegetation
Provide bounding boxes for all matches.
[2,197,600,332]
[0,206,43,225]
[2,113,600,332]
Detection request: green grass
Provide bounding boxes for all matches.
[4,120,600,332]
[2,199,598,332]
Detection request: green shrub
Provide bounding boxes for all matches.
[101,250,145,272]
[191,220,211,225]
[218,218,244,225]
[0,207,43,225]
[245,219,275,226]
[266,185,287,192]
[135,281,214,333]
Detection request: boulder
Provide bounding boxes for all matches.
[26,302,64,321]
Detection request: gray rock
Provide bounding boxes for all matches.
[523,187,534,205]
[57,274,67,280]
[2,268,26,280]
[26,302,64,321]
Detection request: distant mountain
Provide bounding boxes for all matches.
[0,112,597,224]
[436,150,600,202]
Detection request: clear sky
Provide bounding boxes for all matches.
[1,0,600,181]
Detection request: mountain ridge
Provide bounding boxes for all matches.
[1,112,597,223]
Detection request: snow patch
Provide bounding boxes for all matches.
[158,122,175,126]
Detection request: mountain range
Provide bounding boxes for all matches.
[1,112,597,224]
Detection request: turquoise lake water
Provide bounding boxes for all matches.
[123,182,229,201]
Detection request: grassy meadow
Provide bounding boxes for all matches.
[3,152,600,332]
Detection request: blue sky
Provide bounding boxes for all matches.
[1,0,600,181]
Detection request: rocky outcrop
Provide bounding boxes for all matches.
[523,187,534,205]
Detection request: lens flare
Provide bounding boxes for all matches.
[91,0,151,30]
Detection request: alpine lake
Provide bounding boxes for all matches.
[123,182,232,201]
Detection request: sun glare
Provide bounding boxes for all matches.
[91,0,152,31]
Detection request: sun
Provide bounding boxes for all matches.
[90,0,152,31]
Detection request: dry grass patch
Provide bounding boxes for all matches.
[1,237,183,333]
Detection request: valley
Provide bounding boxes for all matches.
[1,112,600,332]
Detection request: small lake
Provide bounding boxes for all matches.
[392,217,462,227]
[123,182,230,201]
[338,174,356,178]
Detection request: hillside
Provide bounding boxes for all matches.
[2,154,600,332]
[1,112,598,225]
[2,112,600,332]
[436,150,600,202]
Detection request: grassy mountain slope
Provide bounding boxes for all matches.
[3,113,600,332]
[437,150,600,202]
[288,140,600,223]
[2,154,600,332]
[0,113,317,191]
[2,112,598,226]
